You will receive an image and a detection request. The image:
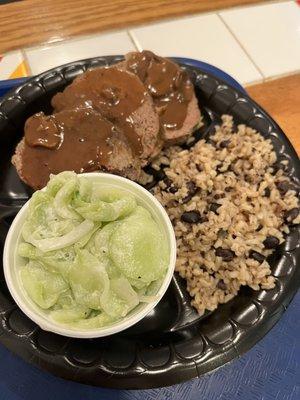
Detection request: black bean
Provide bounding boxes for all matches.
[249,250,265,264]
[162,178,178,194]
[182,181,198,204]
[210,202,221,213]
[144,166,157,176]
[169,186,178,194]
[219,139,230,148]
[182,194,192,204]
[160,163,169,169]
[264,187,271,197]
[215,247,235,261]
[181,211,202,224]
[285,208,299,224]
[263,236,279,249]
[186,181,197,193]
[276,181,290,196]
[163,177,172,189]
[196,164,202,172]
[163,177,172,185]
[256,224,263,232]
[214,193,225,200]
[217,279,227,290]
[216,163,223,173]
[232,234,237,239]
[217,229,228,238]
[155,169,167,181]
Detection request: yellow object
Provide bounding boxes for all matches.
[0,52,29,80]
[9,60,28,79]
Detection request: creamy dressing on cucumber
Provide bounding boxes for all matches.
[18,171,169,329]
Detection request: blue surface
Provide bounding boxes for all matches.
[0,60,298,400]
[0,77,27,98]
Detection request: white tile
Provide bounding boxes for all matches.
[25,31,135,75]
[0,51,29,79]
[220,1,300,78]
[130,13,262,85]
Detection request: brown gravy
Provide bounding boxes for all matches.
[23,109,130,189]
[126,51,193,130]
[51,67,148,156]
[23,67,151,188]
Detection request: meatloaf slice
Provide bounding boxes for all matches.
[51,67,161,164]
[12,109,141,190]
[122,51,202,145]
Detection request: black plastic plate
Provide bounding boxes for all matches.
[0,56,299,389]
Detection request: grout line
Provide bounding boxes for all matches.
[244,70,300,88]
[261,68,300,84]
[217,13,265,82]
[127,30,142,51]
[244,77,267,87]
[21,48,32,76]
[244,69,300,88]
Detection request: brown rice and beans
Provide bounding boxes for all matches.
[145,115,300,315]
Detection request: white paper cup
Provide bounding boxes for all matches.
[3,173,176,338]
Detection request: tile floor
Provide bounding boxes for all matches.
[1,1,299,86]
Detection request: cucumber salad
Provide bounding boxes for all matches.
[18,172,169,329]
